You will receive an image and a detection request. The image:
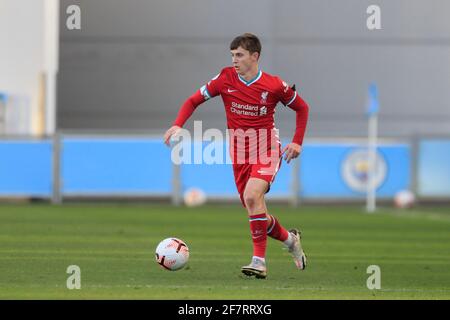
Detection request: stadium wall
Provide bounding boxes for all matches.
[2,135,448,203]
[58,0,450,138]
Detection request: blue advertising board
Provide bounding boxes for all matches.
[418,139,450,197]
[61,137,172,195]
[0,140,52,197]
[300,143,410,198]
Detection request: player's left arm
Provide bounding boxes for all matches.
[279,82,309,163]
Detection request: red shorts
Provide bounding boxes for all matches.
[232,149,282,207]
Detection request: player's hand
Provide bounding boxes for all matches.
[164,125,181,147]
[281,143,302,164]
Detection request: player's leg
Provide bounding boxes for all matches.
[243,201,306,271]
[241,177,270,278]
[266,214,295,246]
[243,177,268,215]
[232,164,268,277]
[266,213,289,242]
[264,209,307,270]
[266,213,306,269]
[250,153,307,270]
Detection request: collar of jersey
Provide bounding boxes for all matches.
[237,69,262,86]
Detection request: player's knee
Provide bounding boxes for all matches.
[243,189,263,210]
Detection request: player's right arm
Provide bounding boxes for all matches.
[163,90,204,146]
[164,70,226,146]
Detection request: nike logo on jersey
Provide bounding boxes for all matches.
[227,88,238,93]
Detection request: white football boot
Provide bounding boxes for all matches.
[287,229,307,270]
[241,257,267,279]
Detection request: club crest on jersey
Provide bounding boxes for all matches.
[260,91,268,103]
[259,106,267,116]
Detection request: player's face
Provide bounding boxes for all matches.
[230,46,259,75]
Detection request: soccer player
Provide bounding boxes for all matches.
[164,33,309,278]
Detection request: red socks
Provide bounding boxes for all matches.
[267,214,289,242]
[248,213,290,259]
[248,213,268,259]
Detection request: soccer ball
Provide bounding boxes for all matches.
[394,190,416,209]
[155,237,189,271]
[183,187,206,207]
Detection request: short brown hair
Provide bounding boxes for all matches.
[230,33,262,58]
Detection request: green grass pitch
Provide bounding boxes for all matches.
[0,203,449,299]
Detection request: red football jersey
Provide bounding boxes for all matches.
[200,67,299,163]
[200,67,297,131]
